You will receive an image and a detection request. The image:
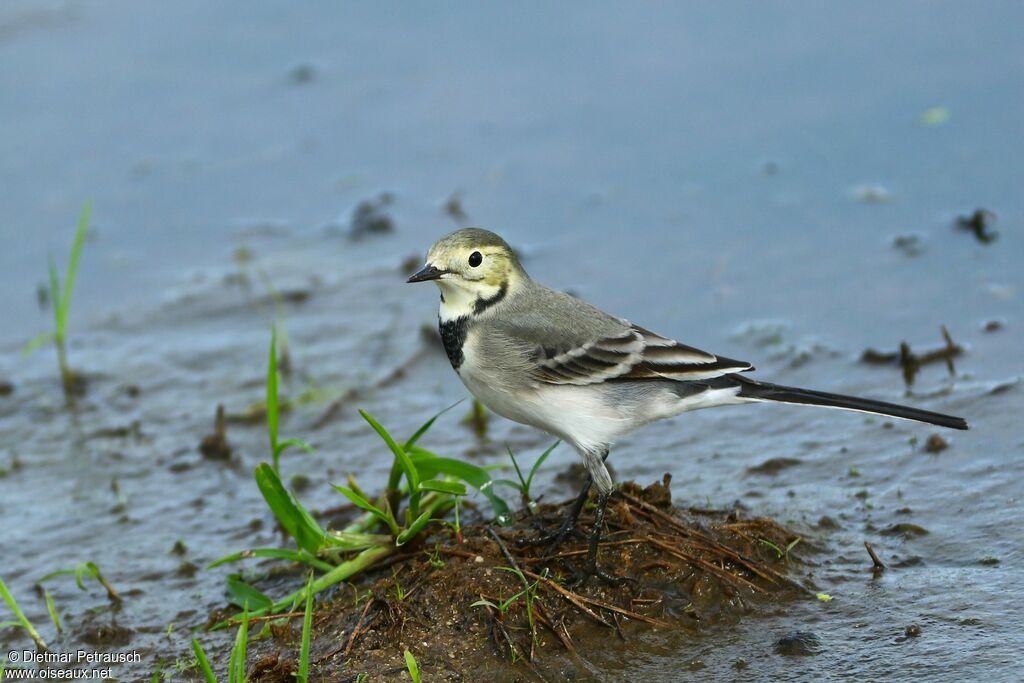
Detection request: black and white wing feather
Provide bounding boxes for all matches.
[534,324,752,385]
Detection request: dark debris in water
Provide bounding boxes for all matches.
[774,630,821,656]
[860,325,962,386]
[955,209,998,244]
[746,456,802,476]
[892,233,926,257]
[198,404,232,460]
[444,191,469,223]
[74,613,133,648]
[238,478,810,682]
[288,63,316,84]
[346,193,395,240]
[880,523,929,538]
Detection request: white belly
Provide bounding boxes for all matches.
[455,329,746,453]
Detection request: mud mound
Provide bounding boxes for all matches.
[242,477,810,682]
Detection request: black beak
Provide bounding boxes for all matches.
[406,264,446,283]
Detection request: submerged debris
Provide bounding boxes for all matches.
[775,630,821,656]
[346,193,395,240]
[746,456,802,476]
[199,404,232,460]
[444,191,468,223]
[860,325,962,385]
[955,209,998,244]
[892,233,926,257]
[288,63,316,84]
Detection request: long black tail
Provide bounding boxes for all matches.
[731,375,968,430]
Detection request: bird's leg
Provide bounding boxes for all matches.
[573,489,630,587]
[518,477,591,552]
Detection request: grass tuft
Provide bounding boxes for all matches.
[39,561,120,602]
[267,329,314,476]
[23,202,91,398]
[497,442,558,512]
[208,331,541,631]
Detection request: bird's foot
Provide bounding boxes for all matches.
[517,481,593,555]
[564,559,633,588]
[516,517,586,556]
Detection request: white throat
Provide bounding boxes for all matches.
[436,279,503,322]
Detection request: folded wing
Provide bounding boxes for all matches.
[534,324,752,385]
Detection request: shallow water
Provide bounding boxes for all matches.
[1,2,1022,680]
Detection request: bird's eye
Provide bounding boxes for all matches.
[468,251,483,267]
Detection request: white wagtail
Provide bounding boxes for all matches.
[408,228,968,583]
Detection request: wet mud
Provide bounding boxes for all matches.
[241,478,808,682]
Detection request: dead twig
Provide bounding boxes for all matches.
[521,569,671,628]
[864,541,886,572]
[487,527,523,575]
[860,326,962,385]
[342,598,376,658]
[533,602,575,655]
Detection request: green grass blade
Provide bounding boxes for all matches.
[526,441,559,490]
[226,576,273,612]
[267,330,280,459]
[0,576,48,651]
[408,453,512,525]
[60,201,91,334]
[418,479,467,496]
[278,546,389,611]
[331,485,400,535]
[210,545,395,631]
[231,611,249,683]
[191,638,218,683]
[37,568,77,584]
[395,510,434,546]
[297,574,314,683]
[254,463,326,555]
[402,400,463,451]
[404,650,421,683]
[82,562,119,602]
[274,438,315,457]
[325,531,393,550]
[360,410,420,516]
[47,255,62,337]
[507,447,527,491]
[208,548,334,573]
[21,331,54,357]
[42,588,61,634]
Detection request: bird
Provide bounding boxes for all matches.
[407,228,968,583]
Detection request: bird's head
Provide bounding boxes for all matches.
[407,228,525,316]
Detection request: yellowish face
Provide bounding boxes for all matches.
[407,229,525,317]
[425,242,518,289]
